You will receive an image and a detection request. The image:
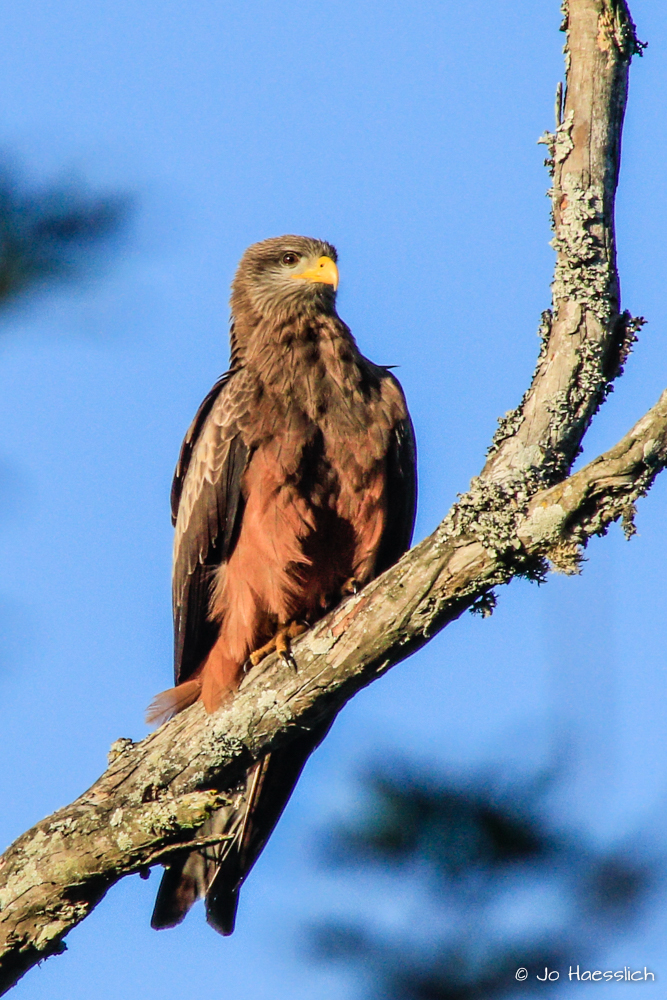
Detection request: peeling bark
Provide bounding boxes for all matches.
[0,0,658,993]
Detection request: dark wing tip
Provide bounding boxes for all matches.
[151,864,199,930]
[205,886,239,936]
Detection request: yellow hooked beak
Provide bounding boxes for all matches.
[292,255,339,290]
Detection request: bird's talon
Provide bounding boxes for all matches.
[248,638,276,667]
[280,651,297,671]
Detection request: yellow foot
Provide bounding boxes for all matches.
[341,577,360,596]
[248,621,308,669]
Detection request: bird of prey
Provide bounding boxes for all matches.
[148,235,417,935]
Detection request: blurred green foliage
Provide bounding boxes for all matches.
[312,763,653,999]
[0,168,130,307]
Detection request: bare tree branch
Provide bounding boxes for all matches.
[0,0,655,993]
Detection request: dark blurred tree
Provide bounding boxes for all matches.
[0,163,130,671]
[0,167,129,308]
[311,763,652,999]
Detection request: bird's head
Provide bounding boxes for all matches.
[230,235,339,325]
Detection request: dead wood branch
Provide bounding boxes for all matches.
[0,0,656,993]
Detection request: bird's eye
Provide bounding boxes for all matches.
[281,252,300,266]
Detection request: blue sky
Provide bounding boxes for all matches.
[1,1,667,997]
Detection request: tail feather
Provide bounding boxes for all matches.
[150,856,201,929]
[146,650,239,728]
[150,719,335,935]
[145,678,202,726]
[151,790,247,932]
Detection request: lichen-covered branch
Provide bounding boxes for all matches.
[484,0,643,484]
[0,0,655,993]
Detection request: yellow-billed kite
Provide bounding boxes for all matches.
[148,235,416,934]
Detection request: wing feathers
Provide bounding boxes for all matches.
[171,371,234,525]
[170,372,251,685]
[375,377,418,575]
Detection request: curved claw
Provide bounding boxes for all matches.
[280,650,298,672]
